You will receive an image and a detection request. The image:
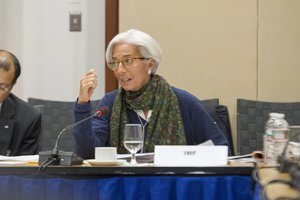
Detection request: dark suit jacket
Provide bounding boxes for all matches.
[0,93,41,156]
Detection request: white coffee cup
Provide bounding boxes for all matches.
[95,147,117,161]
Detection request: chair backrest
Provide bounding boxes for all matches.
[201,98,219,109]
[28,98,100,152]
[32,104,45,114]
[237,98,300,155]
[32,104,44,138]
[201,98,234,155]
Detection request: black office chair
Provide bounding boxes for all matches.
[32,104,44,135]
[201,98,220,109]
[28,98,100,152]
[201,99,234,155]
[237,98,300,155]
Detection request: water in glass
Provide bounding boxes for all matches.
[123,124,144,165]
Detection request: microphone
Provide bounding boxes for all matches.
[38,106,109,166]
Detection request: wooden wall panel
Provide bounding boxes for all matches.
[119,0,300,152]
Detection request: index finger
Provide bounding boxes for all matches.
[86,68,96,75]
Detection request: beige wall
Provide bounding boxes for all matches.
[120,0,300,153]
[258,0,300,101]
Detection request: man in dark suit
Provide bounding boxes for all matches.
[0,49,41,156]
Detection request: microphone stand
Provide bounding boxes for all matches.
[39,110,101,167]
[51,111,100,156]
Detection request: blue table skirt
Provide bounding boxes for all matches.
[0,175,252,200]
[253,184,263,200]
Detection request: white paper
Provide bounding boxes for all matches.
[117,152,154,159]
[229,158,256,163]
[0,161,28,165]
[117,152,154,163]
[198,140,215,146]
[0,155,39,163]
[228,154,252,160]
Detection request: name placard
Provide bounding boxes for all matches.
[154,145,228,166]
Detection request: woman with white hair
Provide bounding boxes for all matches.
[73,29,228,159]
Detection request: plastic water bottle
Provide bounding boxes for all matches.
[264,113,289,165]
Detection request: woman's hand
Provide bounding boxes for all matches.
[78,69,98,104]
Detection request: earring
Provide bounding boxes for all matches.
[148,69,152,75]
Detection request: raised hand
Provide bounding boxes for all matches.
[78,69,98,104]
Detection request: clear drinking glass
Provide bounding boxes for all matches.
[286,126,300,164]
[123,124,144,165]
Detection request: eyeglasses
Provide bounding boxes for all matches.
[107,57,149,70]
[0,85,10,93]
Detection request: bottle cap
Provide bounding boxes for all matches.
[277,113,285,118]
[269,112,280,118]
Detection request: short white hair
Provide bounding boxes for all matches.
[105,29,162,74]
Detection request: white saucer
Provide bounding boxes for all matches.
[85,159,127,166]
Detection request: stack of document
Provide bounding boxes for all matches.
[0,155,39,165]
[117,153,154,163]
[228,151,264,163]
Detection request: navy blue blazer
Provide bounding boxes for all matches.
[73,87,229,159]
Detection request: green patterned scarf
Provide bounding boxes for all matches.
[110,75,185,153]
